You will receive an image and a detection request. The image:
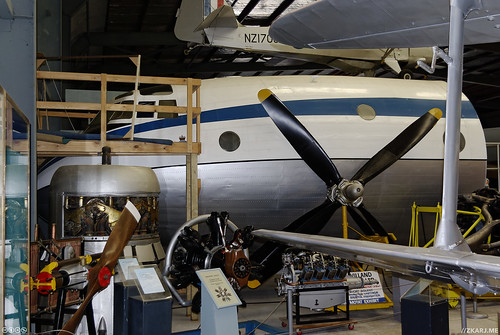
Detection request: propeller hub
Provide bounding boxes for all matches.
[98,266,112,288]
[345,181,364,202]
[329,179,364,207]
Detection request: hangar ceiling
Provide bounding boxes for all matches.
[41,0,500,129]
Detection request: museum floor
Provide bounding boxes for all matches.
[170,275,499,335]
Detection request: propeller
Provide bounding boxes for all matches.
[59,201,141,335]
[249,89,442,286]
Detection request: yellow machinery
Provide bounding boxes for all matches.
[409,202,497,306]
[409,202,491,248]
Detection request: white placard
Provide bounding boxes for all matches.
[347,271,387,305]
[118,258,140,281]
[134,267,165,295]
[196,268,241,309]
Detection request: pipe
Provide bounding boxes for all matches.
[287,289,294,335]
[461,292,467,331]
[162,214,239,307]
[101,146,111,165]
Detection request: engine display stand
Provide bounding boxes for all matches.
[114,264,173,335]
[279,316,357,335]
[280,281,355,334]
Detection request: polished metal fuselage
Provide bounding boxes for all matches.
[37,76,487,246]
[156,159,484,244]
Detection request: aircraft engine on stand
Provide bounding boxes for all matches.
[34,164,165,334]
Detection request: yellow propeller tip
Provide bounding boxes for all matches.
[247,279,262,289]
[429,108,443,120]
[258,89,272,102]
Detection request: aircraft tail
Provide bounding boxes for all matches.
[175,0,240,44]
[195,5,241,31]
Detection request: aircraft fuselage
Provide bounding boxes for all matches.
[37,76,486,245]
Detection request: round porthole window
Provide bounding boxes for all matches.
[356,104,376,120]
[442,132,466,152]
[219,131,241,152]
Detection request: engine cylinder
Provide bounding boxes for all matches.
[50,165,160,239]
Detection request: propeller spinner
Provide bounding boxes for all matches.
[249,89,442,287]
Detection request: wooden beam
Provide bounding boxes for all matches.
[36,71,202,86]
[37,101,103,111]
[36,101,201,115]
[185,152,199,320]
[37,133,67,144]
[130,55,141,140]
[187,78,193,154]
[11,140,29,154]
[101,74,107,147]
[195,84,201,143]
[37,140,201,157]
[36,59,47,69]
[36,111,98,118]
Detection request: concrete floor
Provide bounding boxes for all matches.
[171,275,499,335]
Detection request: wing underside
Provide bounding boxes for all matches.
[269,0,500,49]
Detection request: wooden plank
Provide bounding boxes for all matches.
[37,71,102,81]
[185,152,199,320]
[37,133,66,144]
[186,153,199,219]
[36,111,98,118]
[100,74,107,147]
[36,101,201,115]
[106,74,191,85]
[195,85,201,142]
[130,55,141,140]
[187,78,193,154]
[37,140,201,157]
[36,71,202,87]
[36,59,47,69]
[11,140,30,154]
[37,101,102,111]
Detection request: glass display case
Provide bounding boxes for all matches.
[0,86,30,334]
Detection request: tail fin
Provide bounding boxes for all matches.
[175,0,239,43]
[195,4,241,31]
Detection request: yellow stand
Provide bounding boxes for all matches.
[409,202,497,307]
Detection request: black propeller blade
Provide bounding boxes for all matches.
[258,89,342,187]
[348,204,390,236]
[346,205,377,236]
[249,200,340,287]
[352,108,442,184]
[250,89,442,286]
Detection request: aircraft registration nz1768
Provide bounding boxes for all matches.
[37,75,486,244]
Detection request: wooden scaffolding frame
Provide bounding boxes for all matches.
[36,71,201,156]
[36,59,202,225]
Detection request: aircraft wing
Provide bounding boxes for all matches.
[252,229,500,295]
[269,0,500,49]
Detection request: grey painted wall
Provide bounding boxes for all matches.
[0,0,36,239]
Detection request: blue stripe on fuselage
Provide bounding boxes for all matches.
[108,98,478,136]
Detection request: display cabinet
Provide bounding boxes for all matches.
[0,86,30,334]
